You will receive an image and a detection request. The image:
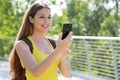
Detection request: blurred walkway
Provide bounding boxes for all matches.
[0,60,10,80]
[0,60,84,80]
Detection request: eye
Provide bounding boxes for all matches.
[39,16,44,18]
[48,16,51,19]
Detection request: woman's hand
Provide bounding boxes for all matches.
[55,32,73,56]
[58,49,71,77]
[59,49,71,59]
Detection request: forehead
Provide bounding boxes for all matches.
[36,8,51,16]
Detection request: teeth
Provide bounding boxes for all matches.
[42,25,48,28]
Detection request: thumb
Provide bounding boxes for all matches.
[58,32,62,40]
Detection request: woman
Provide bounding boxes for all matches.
[9,2,72,80]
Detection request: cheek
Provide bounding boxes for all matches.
[49,19,52,25]
[35,19,43,26]
[49,21,51,25]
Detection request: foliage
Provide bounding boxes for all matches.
[0,37,15,58]
[0,0,19,37]
[65,0,120,36]
[1,0,120,37]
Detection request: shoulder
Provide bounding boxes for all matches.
[15,40,29,50]
[15,40,25,46]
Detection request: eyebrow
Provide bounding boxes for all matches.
[39,14,51,16]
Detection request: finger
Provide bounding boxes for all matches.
[69,32,73,38]
[65,49,71,53]
[68,49,71,53]
[67,49,71,54]
[66,32,73,39]
[58,32,62,40]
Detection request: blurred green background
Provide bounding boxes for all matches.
[0,0,120,58]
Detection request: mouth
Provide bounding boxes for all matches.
[41,25,49,29]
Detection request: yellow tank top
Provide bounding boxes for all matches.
[25,36,60,80]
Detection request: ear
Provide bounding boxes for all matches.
[29,16,33,23]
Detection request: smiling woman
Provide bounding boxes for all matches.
[9,1,72,80]
[29,8,51,33]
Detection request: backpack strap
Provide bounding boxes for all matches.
[48,38,56,49]
[14,37,31,80]
[22,37,33,53]
[22,37,56,53]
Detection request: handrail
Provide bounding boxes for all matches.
[70,36,120,80]
[73,36,120,40]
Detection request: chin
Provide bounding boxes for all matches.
[42,30,49,33]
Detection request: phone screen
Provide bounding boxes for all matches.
[62,23,72,40]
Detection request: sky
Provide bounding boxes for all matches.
[38,0,116,16]
[35,0,67,16]
[12,0,66,16]
[14,0,116,16]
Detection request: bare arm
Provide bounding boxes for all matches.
[16,32,72,77]
[16,40,60,77]
[58,49,71,77]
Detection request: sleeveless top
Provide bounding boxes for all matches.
[25,36,60,80]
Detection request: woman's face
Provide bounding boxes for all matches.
[30,8,51,34]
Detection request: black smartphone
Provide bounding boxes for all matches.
[62,23,72,40]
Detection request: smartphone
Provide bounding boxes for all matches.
[62,23,72,40]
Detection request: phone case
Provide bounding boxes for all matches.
[62,23,72,40]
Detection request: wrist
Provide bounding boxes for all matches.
[60,57,67,62]
[53,48,63,57]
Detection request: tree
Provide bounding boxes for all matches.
[0,0,32,57]
[0,0,33,37]
[0,0,15,37]
[65,0,120,36]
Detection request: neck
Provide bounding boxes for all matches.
[31,31,46,42]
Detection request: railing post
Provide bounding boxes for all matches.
[110,40,119,80]
[83,39,92,74]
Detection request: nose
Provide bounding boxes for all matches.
[43,18,50,23]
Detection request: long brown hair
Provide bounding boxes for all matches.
[9,2,50,78]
